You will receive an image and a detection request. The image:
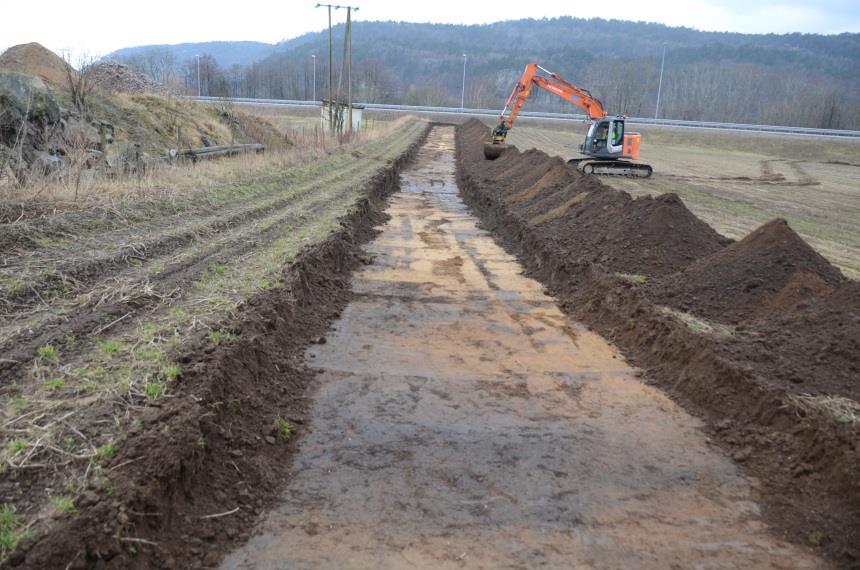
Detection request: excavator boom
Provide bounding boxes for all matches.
[499,64,606,130]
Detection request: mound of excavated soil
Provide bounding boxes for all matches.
[458,119,729,277]
[0,42,76,91]
[89,60,171,95]
[652,218,845,323]
[549,190,731,277]
[749,280,860,398]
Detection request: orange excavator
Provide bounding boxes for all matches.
[484,63,653,177]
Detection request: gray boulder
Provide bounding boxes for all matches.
[0,71,61,138]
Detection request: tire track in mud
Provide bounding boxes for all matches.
[1,184,360,383]
[1,125,421,312]
[0,124,423,383]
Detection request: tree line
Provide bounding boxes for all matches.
[113,18,860,129]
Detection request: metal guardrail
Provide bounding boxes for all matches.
[193,96,860,139]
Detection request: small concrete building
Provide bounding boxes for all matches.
[321,99,364,133]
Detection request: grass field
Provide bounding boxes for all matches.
[234,103,395,140]
[505,121,860,278]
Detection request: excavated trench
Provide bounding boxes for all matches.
[220,127,823,568]
[454,119,859,566]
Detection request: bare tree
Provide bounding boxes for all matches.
[63,51,96,114]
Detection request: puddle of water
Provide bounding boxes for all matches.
[221,127,822,569]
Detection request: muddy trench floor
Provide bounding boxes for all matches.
[219,127,825,568]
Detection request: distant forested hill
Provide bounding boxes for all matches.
[107,41,276,69]
[108,17,860,128]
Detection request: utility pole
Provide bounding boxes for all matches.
[312,54,317,102]
[195,54,201,97]
[316,3,359,133]
[655,43,667,119]
[461,53,467,109]
[316,3,335,132]
[346,6,355,133]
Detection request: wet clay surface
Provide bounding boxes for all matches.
[221,127,823,569]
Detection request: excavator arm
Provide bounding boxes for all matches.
[495,64,606,138]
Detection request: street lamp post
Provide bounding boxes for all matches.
[655,43,667,119]
[461,53,467,109]
[195,54,201,97]
[312,54,317,101]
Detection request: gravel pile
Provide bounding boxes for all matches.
[89,61,172,95]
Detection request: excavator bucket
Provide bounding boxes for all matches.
[483,142,507,160]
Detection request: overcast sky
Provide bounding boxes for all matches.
[3,0,858,58]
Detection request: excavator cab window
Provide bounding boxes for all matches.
[593,122,609,151]
[611,120,624,147]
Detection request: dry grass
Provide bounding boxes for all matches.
[786,394,860,426]
[233,103,395,135]
[0,115,413,211]
[658,306,736,338]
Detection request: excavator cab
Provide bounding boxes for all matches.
[581,117,625,159]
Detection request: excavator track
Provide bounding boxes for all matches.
[568,158,653,178]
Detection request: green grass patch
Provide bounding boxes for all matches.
[6,440,26,456]
[50,496,77,515]
[207,330,240,344]
[43,378,66,392]
[133,346,164,361]
[0,504,24,558]
[275,416,293,443]
[145,381,166,399]
[36,345,59,360]
[96,442,116,460]
[97,339,124,355]
[161,364,181,382]
[3,278,27,296]
[138,323,161,342]
[9,398,27,416]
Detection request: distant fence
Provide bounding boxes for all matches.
[192,96,860,140]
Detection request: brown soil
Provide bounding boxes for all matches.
[4,129,428,569]
[455,118,860,567]
[753,269,837,320]
[0,43,76,91]
[468,122,729,278]
[745,279,860,399]
[651,218,845,323]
